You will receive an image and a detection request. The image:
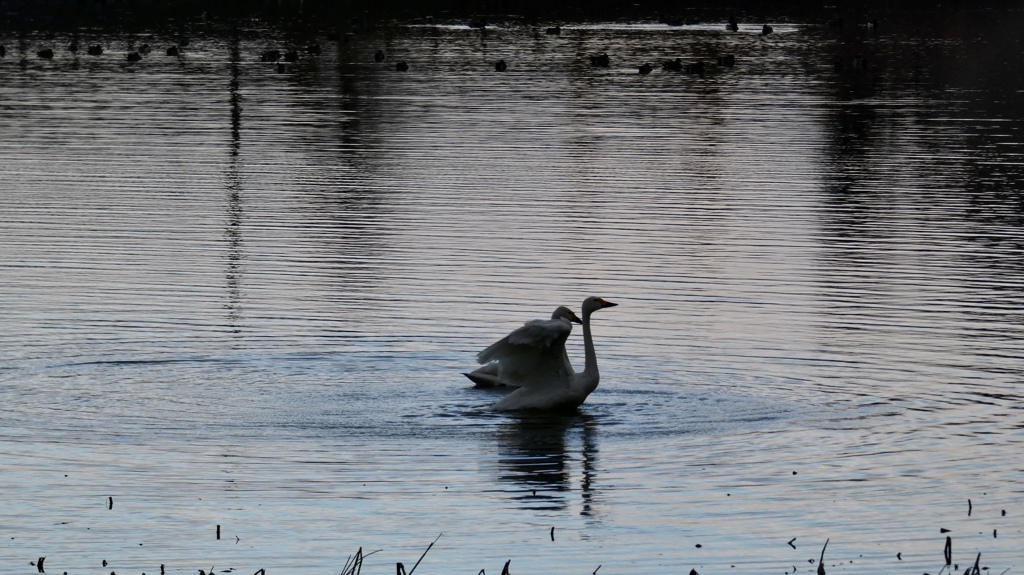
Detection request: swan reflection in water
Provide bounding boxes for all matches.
[493,411,599,515]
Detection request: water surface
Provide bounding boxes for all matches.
[2,15,1023,575]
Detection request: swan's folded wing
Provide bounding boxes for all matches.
[476,319,573,388]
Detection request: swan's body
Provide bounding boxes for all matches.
[478,297,617,411]
[464,306,581,388]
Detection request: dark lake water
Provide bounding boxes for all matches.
[2,13,1023,575]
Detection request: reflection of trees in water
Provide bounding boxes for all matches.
[946,14,1024,237]
[495,412,598,516]
[815,10,1024,360]
[819,12,1024,253]
[224,29,245,331]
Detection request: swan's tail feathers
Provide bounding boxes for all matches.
[464,371,504,388]
[465,363,521,388]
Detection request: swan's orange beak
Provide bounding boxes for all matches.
[599,298,618,308]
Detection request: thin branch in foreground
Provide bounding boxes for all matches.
[407,533,442,575]
[341,547,363,575]
[969,552,982,575]
[817,538,829,575]
[342,546,382,575]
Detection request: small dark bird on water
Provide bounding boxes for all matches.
[88,44,103,55]
[395,61,409,71]
[716,54,736,67]
[68,41,79,53]
[167,45,179,56]
[495,59,507,72]
[589,53,610,67]
[0,45,6,57]
[762,24,774,35]
[260,49,280,62]
[37,48,54,59]
[638,62,653,74]
[139,44,151,54]
[306,43,321,55]
[662,58,683,71]
[283,50,299,62]
[374,49,385,62]
[127,51,142,62]
[545,26,561,35]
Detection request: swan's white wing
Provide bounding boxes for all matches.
[506,318,572,348]
[560,347,574,377]
[477,318,572,362]
[476,318,573,388]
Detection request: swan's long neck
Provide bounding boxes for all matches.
[580,311,600,392]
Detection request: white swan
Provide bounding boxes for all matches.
[464,306,582,388]
[485,296,617,411]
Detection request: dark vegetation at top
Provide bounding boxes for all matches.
[0,0,1020,32]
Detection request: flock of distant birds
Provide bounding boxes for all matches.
[0,14,876,75]
[0,40,181,61]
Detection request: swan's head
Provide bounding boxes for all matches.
[582,296,618,315]
[552,306,583,324]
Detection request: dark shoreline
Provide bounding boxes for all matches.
[1,0,1022,35]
